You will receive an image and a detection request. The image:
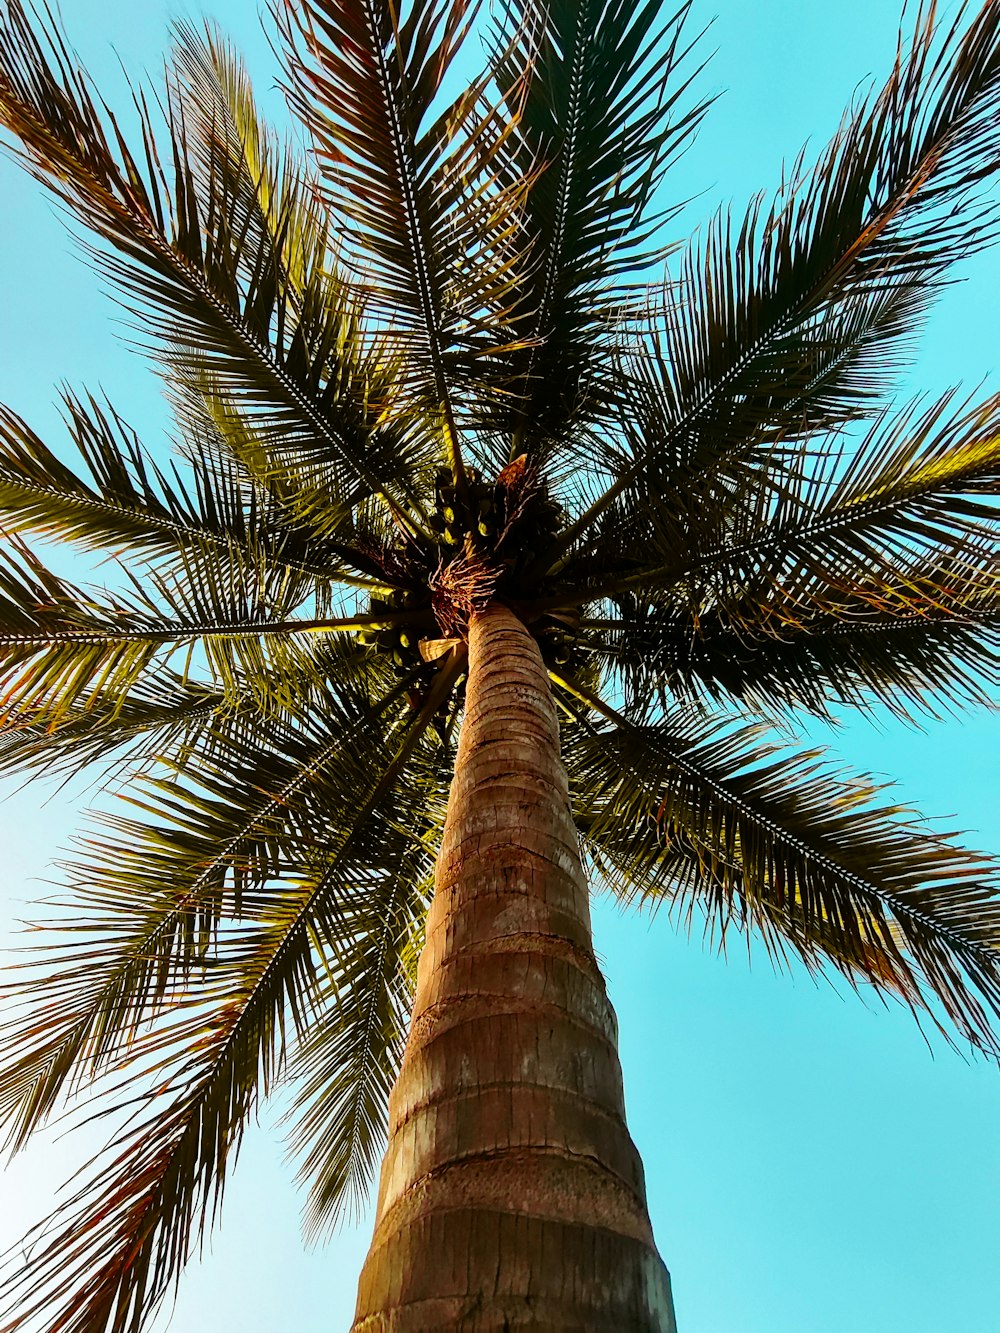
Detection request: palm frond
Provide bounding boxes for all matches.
[0,392,231,555]
[0,389,364,588]
[0,669,225,781]
[165,24,437,517]
[283,764,448,1233]
[558,387,999,719]
[595,389,1000,600]
[0,540,170,729]
[161,380,409,583]
[590,592,999,722]
[0,598,402,787]
[0,651,461,1333]
[0,5,425,525]
[484,0,708,453]
[560,679,1000,1056]
[0,530,392,727]
[278,0,521,479]
[552,0,1000,557]
[282,866,430,1236]
[573,392,1000,719]
[0,655,458,1148]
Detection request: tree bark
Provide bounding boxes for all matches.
[352,602,674,1331]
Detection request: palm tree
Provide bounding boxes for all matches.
[0,0,998,1328]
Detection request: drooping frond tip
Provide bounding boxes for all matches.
[562,684,1000,1060]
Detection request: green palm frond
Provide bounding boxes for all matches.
[0,390,354,583]
[552,1,1000,558]
[0,386,418,613]
[0,5,425,525]
[0,653,459,1333]
[561,683,1000,1055]
[0,707,420,1148]
[0,392,237,556]
[0,782,399,1329]
[0,632,379,783]
[584,527,999,721]
[164,25,436,513]
[0,540,174,729]
[484,0,708,454]
[284,865,427,1234]
[599,390,1000,599]
[284,777,447,1234]
[0,670,225,781]
[590,591,999,721]
[0,651,458,1142]
[162,384,411,585]
[560,387,999,719]
[0,531,398,727]
[278,0,517,477]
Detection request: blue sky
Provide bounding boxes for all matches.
[0,3,998,1331]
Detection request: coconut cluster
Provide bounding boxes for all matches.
[353,457,577,680]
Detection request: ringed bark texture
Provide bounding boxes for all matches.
[352,602,674,1331]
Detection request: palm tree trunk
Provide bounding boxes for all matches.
[352,601,674,1331]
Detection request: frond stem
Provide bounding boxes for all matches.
[0,609,437,648]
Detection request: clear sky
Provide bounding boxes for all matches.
[0,3,998,1332]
